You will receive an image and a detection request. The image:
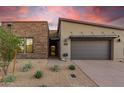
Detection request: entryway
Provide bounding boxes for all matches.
[49,37,60,58]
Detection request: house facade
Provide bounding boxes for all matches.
[58,18,124,61]
[1,18,124,61]
[1,21,49,59]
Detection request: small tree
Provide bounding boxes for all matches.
[0,27,21,76]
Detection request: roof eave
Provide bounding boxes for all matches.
[58,18,124,31]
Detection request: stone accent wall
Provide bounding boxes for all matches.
[2,21,49,59]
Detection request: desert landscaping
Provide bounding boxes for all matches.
[0,59,97,87]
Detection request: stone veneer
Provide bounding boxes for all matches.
[2,21,49,59]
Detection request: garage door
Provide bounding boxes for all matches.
[71,40,111,60]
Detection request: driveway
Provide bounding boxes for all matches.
[73,60,124,87]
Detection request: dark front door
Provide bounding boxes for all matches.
[49,40,59,57]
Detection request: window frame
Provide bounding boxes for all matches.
[17,37,25,53]
[26,37,34,53]
[17,37,34,54]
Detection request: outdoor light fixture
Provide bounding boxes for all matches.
[7,23,13,34]
[118,38,121,42]
[7,23,12,27]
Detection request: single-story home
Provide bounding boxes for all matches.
[1,18,124,61]
[58,18,124,61]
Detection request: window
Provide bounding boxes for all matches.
[18,37,33,53]
[26,38,33,53]
[17,38,25,53]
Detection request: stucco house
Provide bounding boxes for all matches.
[1,18,124,61]
[58,18,124,61]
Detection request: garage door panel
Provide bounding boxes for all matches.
[71,40,111,60]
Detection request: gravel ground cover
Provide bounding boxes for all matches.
[0,59,97,87]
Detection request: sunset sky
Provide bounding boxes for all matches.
[0,6,124,29]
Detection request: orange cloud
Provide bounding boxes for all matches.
[0,6,124,29]
[64,7,81,19]
[47,6,80,19]
[18,6,28,14]
[82,13,107,23]
[48,6,63,12]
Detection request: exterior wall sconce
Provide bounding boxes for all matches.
[7,23,12,27]
[118,38,121,42]
[7,23,12,33]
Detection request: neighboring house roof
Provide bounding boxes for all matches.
[57,18,124,33]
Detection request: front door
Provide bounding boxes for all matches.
[49,40,59,57]
[50,45,56,56]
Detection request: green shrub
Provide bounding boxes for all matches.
[2,74,16,83]
[22,62,32,72]
[40,84,47,87]
[22,65,29,72]
[68,64,76,70]
[50,65,59,72]
[34,70,43,79]
[26,62,32,69]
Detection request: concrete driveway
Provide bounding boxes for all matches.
[73,60,124,87]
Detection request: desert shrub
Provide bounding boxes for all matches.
[2,74,16,83]
[40,84,47,87]
[26,62,32,69]
[34,70,43,79]
[68,64,76,70]
[22,65,29,72]
[50,65,59,72]
[22,62,32,72]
